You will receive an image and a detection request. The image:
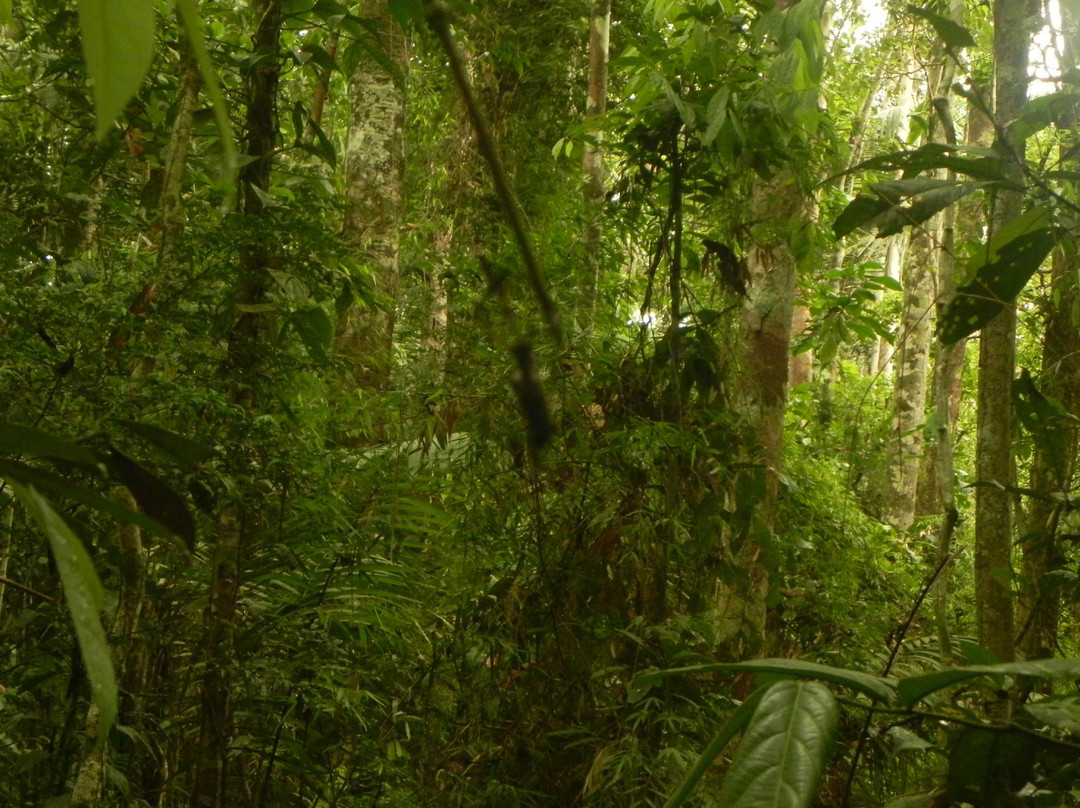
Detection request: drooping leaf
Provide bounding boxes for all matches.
[291,306,334,360]
[114,420,216,465]
[898,657,1080,706]
[938,208,1059,345]
[11,484,117,744]
[906,4,976,50]
[630,658,895,704]
[942,728,1037,808]
[839,143,1008,183]
[833,195,891,238]
[715,680,838,808]
[1014,368,1070,483]
[1014,92,1080,142]
[703,86,730,146]
[0,457,179,541]
[175,0,238,208]
[78,0,156,138]
[0,421,100,470]
[107,450,196,551]
[661,687,769,808]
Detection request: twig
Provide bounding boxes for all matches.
[841,552,952,807]
[424,0,563,348]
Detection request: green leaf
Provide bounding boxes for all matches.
[833,195,890,238]
[662,687,769,808]
[631,658,895,704]
[78,0,155,138]
[897,658,1080,706]
[906,4,976,49]
[114,420,216,465]
[0,0,11,25]
[107,450,196,552]
[703,87,729,147]
[0,457,180,542]
[716,680,838,808]
[292,306,333,360]
[942,728,1037,808]
[1024,695,1080,732]
[941,222,1058,345]
[175,0,238,209]
[11,484,117,744]
[0,421,100,470]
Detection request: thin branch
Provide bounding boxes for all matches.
[424,0,563,348]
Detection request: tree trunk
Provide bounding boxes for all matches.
[1017,0,1080,663]
[581,0,611,315]
[975,0,1031,664]
[191,1,280,805]
[721,172,802,655]
[336,0,408,393]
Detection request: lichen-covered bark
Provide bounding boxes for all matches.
[720,174,802,654]
[336,0,407,392]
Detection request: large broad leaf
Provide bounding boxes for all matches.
[938,207,1060,345]
[107,450,196,551]
[906,4,976,50]
[838,143,1009,184]
[11,484,116,744]
[662,687,768,808]
[0,421,101,470]
[1025,695,1080,732]
[715,680,838,808]
[942,728,1037,808]
[291,306,334,361]
[630,658,895,704]
[898,658,1080,706]
[114,420,216,465]
[834,178,990,238]
[0,457,181,542]
[78,0,155,138]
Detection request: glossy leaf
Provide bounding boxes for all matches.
[715,680,838,808]
[938,208,1059,345]
[631,658,895,704]
[897,657,1080,706]
[662,687,768,808]
[78,0,155,138]
[834,179,986,238]
[11,484,117,744]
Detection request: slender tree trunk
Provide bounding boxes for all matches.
[191,1,280,805]
[582,0,611,315]
[975,0,1032,665]
[882,38,957,532]
[335,0,408,393]
[1017,0,1080,663]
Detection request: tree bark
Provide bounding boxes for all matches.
[336,0,408,393]
[581,0,611,315]
[191,1,280,805]
[975,0,1031,664]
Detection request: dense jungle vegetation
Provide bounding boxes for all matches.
[3,0,1080,806]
